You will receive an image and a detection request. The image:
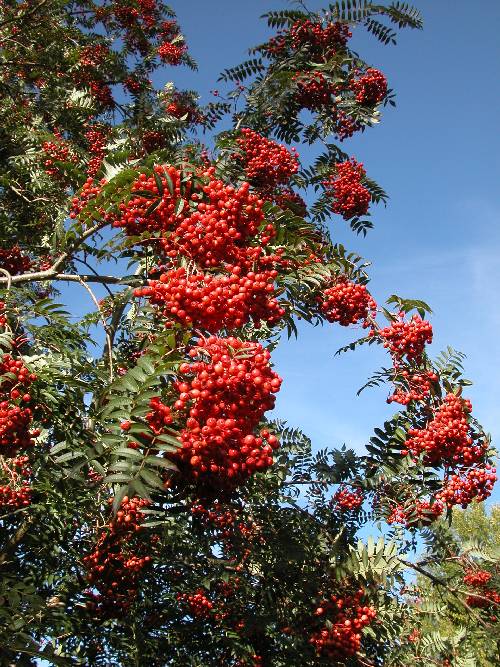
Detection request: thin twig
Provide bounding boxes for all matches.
[76,277,114,382]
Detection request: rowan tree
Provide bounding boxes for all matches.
[0,1,497,666]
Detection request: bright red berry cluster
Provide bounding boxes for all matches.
[318,277,377,327]
[376,314,433,363]
[309,590,376,659]
[289,19,352,59]
[463,568,500,610]
[436,466,497,508]
[157,41,186,64]
[334,110,364,141]
[333,486,364,511]
[293,72,337,110]
[0,355,38,506]
[464,569,492,588]
[351,68,388,106]
[387,499,444,527]
[157,20,186,64]
[0,456,31,510]
[177,590,214,618]
[84,496,151,618]
[0,245,32,276]
[136,266,283,332]
[0,354,38,457]
[124,75,143,95]
[164,91,203,124]
[103,0,161,55]
[387,369,438,405]
[404,394,485,466]
[236,129,299,191]
[120,166,286,332]
[323,159,371,220]
[114,167,262,261]
[69,177,107,220]
[84,125,108,177]
[79,44,110,67]
[146,396,174,433]
[42,133,78,179]
[172,337,281,486]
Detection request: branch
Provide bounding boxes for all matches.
[402,559,490,628]
[0,220,110,286]
[76,277,114,382]
[0,518,33,566]
[74,258,115,297]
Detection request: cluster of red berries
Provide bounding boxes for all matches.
[333,486,364,511]
[118,166,286,333]
[146,396,174,434]
[69,177,115,224]
[407,628,421,643]
[387,369,438,405]
[84,496,151,618]
[271,187,308,215]
[124,75,143,95]
[135,266,283,332]
[289,19,352,59]
[0,303,5,328]
[464,568,492,588]
[172,336,281,485]
[114,167,260,261]
[436,466,497,508]
[105,0,160,54]
[79,44,110,68]
[164,91,203,124]
[191,502,235,529]
[157,19,186,64]
[42,134,78,179]
[351,68,388,106]
[323,159,371,220]
[318,277,377,327]
[261,19,350,59]
[0,353,38,457]
[120,396,173,450]
[375,314,433,363]
[0,245,32,275]
[310,590,376,659]
[157,41,186,64]
[293,72,336,110]
[177,590,214,618]
[404,394,485,466]
[387,499,444,527]
[84,125,108,177]
[236,128,299,190]
[0,355,38,506]
[463,568,500,610]
[334,110,364,141]
[0,456,31,510]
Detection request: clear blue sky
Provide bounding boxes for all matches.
[69,1,500,503]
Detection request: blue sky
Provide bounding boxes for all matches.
[67,1,500,503]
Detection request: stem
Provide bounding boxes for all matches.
[402,559,491,628]
[76,277,114,383]
[0,219,110,286]
[0,518,33,566]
